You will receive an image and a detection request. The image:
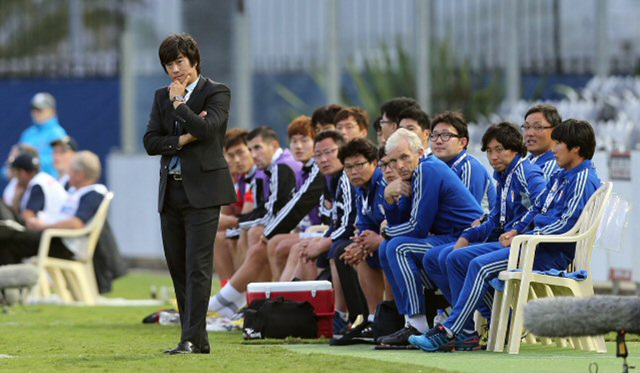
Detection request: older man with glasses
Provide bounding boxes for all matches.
[375,129,483,347]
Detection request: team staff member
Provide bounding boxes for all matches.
[430,111,496,212]
[411,119,602,352]
[143,33,236,355]
[523,104,562,179]
[377,129,483,346]
[422,122,547,350]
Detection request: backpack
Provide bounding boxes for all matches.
[243,297,318,339]
[373,300,405,341]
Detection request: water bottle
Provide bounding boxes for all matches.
[433,309,447,327]
[158,310,180,325]
[150,285,157,300]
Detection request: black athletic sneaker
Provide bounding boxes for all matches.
[378,325,421,346]
[454,330,481,351]
[330,321,375,346]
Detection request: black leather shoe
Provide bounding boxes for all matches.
[165,341,203,355]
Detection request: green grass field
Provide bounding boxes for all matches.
[1,271,638,372]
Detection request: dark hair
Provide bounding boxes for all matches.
[314,130,345,149]
[158,33,201,75]
[334,107,369,131]
[372,117,382,132]
[311,104,343,128]
[248,126,280,144]
[377,145,387,160]
[287,115,315,140]
[525,104,562,128]
[224,128,249,151]
[398,106,431,131]
[380,97,419,123]
[551,119,596,160]
[481,122,527,157]
[430,111,469,148]
[338,138,378,164]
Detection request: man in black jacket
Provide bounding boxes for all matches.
[143,33,236,355]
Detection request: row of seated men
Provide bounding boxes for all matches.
[207,98,601,352]
[0,147,126,294]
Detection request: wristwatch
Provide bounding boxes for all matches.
[172,94,186,102]
[380,226,390,240]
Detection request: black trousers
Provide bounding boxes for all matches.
[160,178,220,349]
[0,229,73,266]
[331,239,369,323]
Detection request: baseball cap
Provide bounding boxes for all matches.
[11,152,40,172]
[51,136,79,152]
[31,92,56,110]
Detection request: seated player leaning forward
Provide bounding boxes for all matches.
[207,123,325,318]
[421,122,547,350]
[376,128,483,346]
[214,128,258,286]
[265,116,326,281]
[331,138,390,345]
[0,151,108,265]
[410,119,602,352]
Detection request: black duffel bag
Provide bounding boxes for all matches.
[243,297,318,339]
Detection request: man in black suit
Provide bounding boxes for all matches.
[143,33,236,355]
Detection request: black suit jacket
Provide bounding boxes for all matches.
[143,77,237,212]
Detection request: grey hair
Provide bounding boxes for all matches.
[385,128,423,155]
[71,151,102,182]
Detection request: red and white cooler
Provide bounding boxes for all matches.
[246,281,334,338]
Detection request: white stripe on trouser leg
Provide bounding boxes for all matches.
[395,243,430,316]
[450,259,508,333]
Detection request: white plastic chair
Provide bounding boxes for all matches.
[486,182,612,354]
[33,192,114,305]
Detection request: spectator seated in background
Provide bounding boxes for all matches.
[0,151,108,266]
[2,144,39,220]
[51,136,79,191]
[10,152,68,224]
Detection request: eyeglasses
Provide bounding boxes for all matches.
[344,161,369,173]
[313,147,338,159]
[379,161,392,170]
[521,124,553,132]
[429,132,461,142]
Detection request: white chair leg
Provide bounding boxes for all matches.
[507,279,530,354]
[486,289,503,352]
[493,280,517,353]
